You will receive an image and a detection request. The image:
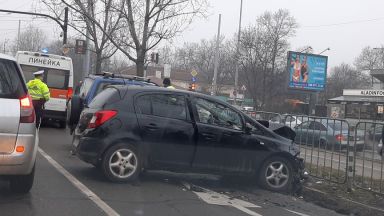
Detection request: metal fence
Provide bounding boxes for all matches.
[353,122,384,194]
[252,111,350,184]
[250,111,384,193]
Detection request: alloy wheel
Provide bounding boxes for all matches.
[265,161,290,189]
[109,149,138,179]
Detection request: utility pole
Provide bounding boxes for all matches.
[212,14,221,96]
[83,0,91,77]
[63,7,68,45]
[16,20,21,51]
[234,0,243,105]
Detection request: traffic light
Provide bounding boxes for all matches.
[155,53,159,64]
[189,83,196,91]
[151,53,155,62]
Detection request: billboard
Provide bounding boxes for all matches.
[287,51,328,91]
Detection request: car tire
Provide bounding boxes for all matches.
[67,95,83,128]
[101,144,141,183]
[59,120,66,129]
[9,164,35,194]
[319,139,330,150]
[258,156,293,192]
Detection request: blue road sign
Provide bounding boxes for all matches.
[192,77,197,82]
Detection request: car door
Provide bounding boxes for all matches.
[307,121,328,146]
[135,93,196,168]
[294,121,310,145]
[191,97,251,172]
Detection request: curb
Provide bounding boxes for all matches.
[303,186,384,216]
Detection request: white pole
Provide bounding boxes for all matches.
[234,0,243,105]
[212,14,222,96]
[16,20,21,51]
[83,0,91,77]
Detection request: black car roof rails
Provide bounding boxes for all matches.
[95,72,151,82]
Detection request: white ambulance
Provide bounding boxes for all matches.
[16,51,74,128]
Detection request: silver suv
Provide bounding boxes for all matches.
[0,54,37,193]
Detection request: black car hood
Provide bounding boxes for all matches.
[267,122,296,141]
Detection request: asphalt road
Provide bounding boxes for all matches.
[0,125,344,216]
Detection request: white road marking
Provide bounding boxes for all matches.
[182,182,262,216]
[284,208,311,216]
[38,148,119,216]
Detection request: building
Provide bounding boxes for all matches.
[327,69,384,120]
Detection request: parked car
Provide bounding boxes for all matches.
[367,123,383,142]
[66,72,158,133]
[72,86,305,192]
[269,114,310,129]
[0,54,38,193]
[242,106,256,118]
[294,119,365,151]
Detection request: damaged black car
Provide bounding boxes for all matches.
[72,85,305,192]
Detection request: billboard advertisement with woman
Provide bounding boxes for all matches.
[287,51,328,91]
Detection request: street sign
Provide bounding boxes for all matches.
[241,85,246,91]
[75,39,86,54]
[192,77,197,82]
[378,105,384,114]
[62,44,70,55]
[191,70,198,77]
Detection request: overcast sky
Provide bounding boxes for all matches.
[1,0,384,69]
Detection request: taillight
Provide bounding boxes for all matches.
[20,95,35,123]
[335,134,345,142]
[88,110,117,129]
[67,87,73,99]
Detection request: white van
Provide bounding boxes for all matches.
[16,51,74,128]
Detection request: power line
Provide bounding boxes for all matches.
[302,17,384,28]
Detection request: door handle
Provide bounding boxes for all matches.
[144,123,159,130]
[223,131,237,136]
[201,132,215,140]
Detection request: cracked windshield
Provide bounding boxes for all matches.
[1,0,384,216]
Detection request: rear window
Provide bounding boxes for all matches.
[79,78,94,97]
[0,59,25,99]
[46,69,69,89]
[20,65,69,89]
[329,122,348,131]
[89,87,119,109]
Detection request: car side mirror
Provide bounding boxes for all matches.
[257,120,269,128]
[245,123,253,134]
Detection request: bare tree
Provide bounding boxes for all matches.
[239,9,297,109]
[170,36,235,92]
[355,46,384,70]
[326,63,371,99]
[12,25,47,53]
[43,0,122,74]
[58,0,208,76]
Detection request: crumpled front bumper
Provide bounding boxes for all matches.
[291,157,307,195]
